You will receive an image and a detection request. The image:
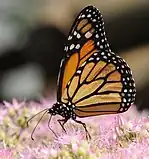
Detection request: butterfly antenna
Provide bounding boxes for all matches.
[30,109,48,140]
[48,114,58,138]
[27,108,49,127]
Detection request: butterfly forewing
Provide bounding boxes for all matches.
[57,5,136,117]
[67,6,111,52]
[57,5,111,102]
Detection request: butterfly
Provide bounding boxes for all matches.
[28,5,136,140]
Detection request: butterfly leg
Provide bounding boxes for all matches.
[58,118,68,133]
[74,119,91,140]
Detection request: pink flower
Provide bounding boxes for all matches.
[1,99,149,159]
[3,98,25,109]
[0,149,12,159]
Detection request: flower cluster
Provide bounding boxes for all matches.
[0,99,148,158]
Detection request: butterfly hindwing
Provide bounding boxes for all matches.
[60,49,135,117]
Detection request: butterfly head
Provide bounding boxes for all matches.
[48,103,61,115]
[48,102,75,119]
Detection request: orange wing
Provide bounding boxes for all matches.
[61,50,136,117]
[57,6,110,101]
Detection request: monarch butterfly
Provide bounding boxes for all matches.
[28,5,136,140]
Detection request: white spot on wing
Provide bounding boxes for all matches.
[100,45,103,49]
[75,44,80,49]
[85,31,92,38]
[95,34,99,38]
[101,52,104,55]
[77,33,81,39]
[97,42,100,46]
[89,57,94,61]
[96,57,100,61]
[77,70,81,74]
[64,46,68,52]
[94,52,98,56]
[70,44,75,50]
[68,36,72,40]
[73,31,77,36]
[103,56,107,59]
[87,14,91,18]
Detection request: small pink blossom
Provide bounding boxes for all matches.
[3,98,25,109]
[0,149,12,159]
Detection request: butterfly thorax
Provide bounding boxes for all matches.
[48,102,76,119]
